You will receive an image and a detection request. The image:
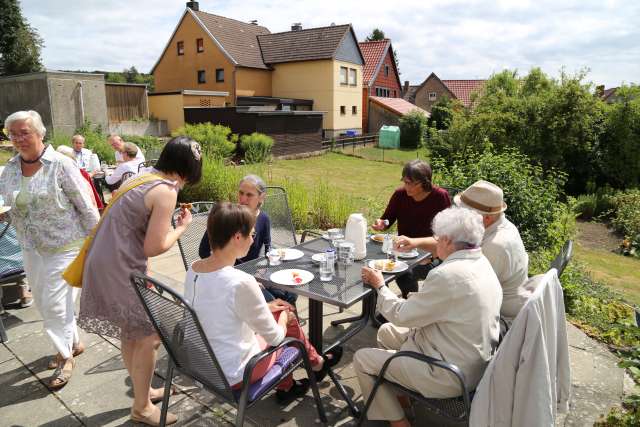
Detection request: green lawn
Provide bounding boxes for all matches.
[333,145,429,164]
[575,244,640,306]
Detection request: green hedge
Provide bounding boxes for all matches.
[172,123,236,159]
[240,132,274,164]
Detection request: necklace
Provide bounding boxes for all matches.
[20,145,48,164]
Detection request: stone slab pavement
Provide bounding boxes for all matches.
[0,243,637,426]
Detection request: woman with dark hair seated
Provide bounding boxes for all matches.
[198,174,297,305]
[185,202,342,404]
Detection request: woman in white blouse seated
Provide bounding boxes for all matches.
[104,142,140,190]
[356,207,503,427]
[184,202,342,404]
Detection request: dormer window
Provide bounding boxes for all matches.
[177,41,184,56]
[196,38,204,53]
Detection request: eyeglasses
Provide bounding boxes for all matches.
[8,131,35,141]
[251,231,257,239]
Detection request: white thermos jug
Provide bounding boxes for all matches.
[344,213,367,260]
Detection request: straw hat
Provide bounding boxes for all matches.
[454,180,507,215]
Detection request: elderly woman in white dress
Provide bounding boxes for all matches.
[0,111,99,389]
[356,207,503,427]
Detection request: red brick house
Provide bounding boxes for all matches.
[358,39,402,131]
[404,72,485,112]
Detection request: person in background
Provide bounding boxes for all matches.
[185,202,342,405]
[104,142,141,191]
[56,145,104,210]
[356,207,502,427]
[78,136,202,426]
[0,110,99,390]
[108,134,145,165]
[371,160,450,301]
[71,134,99,176]
[198,175,298,305]
[395,180,529,321]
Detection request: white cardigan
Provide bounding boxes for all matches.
[184,266,285,385]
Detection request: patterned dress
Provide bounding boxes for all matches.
[78,176,175,340]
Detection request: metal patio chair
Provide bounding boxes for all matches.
[138,159,157,172]
[172,201,216,271]
[0,219,27,343]
[130,273,327,426]
[550,240,573,278]
[262,186,297,248]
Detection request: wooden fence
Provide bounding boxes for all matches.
[105,83,148,122]
[321,133,378,150]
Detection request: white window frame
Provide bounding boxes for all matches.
[428,92,437,101]
[348,68,357,86]
[339,66,348,85]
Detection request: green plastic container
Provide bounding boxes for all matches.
[379,125,400,149]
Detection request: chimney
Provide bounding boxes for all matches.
[291,23,302,31]
[186,1,199,11]
[403,80,410,94]
[250,19,258,25]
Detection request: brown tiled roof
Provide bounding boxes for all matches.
[370,96,429,117]
[193,10,270,69]
[441,80,486,107]
[258,24,352,64]
[601,87,618,101]
[402,85,420,103]
[358,40,389,85]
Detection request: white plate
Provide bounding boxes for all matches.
[370,234,385,244]
[0,206,11,214]
[396,249,419,259]
[280,248,304,261]
[311,253,338,264]
[270,269,314,286]
[367,259,409,274]
[322,233,344,240]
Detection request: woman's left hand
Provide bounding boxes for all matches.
[174,206,193,229]
[361,266,385,289]
[268,298,295,313]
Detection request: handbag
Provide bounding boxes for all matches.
[63,173,163,288]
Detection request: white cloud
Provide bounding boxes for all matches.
[20,0,640,87]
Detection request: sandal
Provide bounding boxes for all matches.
[131,406,177,426]
[47,343,85,370]
[314,346,344,382]
[48,358,75,390]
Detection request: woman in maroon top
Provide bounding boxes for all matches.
[372,160,450,298]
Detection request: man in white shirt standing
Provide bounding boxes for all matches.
[395,180,529,321]
[72,134,99,176]
[108,134,145,165]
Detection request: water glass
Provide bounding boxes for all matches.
[267,249,282,266]
[319,257,333,281]
[382,234,392,254]
[337,241,355,265]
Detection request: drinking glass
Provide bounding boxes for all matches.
[267,249,282,266]
[319,257,333,281]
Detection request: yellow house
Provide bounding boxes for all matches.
[149,2,364,136]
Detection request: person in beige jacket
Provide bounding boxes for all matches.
[356,207,503,427]
[395,180,529,322]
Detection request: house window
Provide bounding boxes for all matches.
[385,65,389,76]
[196,38,204,53]
[216,68,224,82]
[197,70,206,84]
[429,92,437,101]
[352,106,357,115]
[339,66,348,85]
[340,106,346,115]
[177,41,184,55]
[375,87,390,97]
[348,68,357,86]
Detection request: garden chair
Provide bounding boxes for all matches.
[120,171,136,183]
[356,352,473,426]
[550,240,573,278]
[172,202,216,271]
[0,219,27,343]
[130,273,327,426]
[262,186,297,249]
[138,159,157,172]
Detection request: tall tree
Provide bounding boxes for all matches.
[0,0,44,75]
[366,28,385,41]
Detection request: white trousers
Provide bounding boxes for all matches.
[22,248,80,359]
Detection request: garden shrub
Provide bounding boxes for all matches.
[433,148,572,252]
[399,110,427,149]
[122,134,164,159]
[172,123,236,159]
[610,190,640,238]
[240,132,274,164]
[573,194,597,219]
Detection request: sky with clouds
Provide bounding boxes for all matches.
[20,0,639,88]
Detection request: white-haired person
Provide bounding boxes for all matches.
[108,134,145,165]
[356,207,502,427]
[104,142,141,191]
[394,180,529,321]
[0,111,99,390]
[71,134,99,176]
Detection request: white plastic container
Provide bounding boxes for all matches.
[344,213,367,260]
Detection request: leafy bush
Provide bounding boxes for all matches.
[172,123,236,159]
[573,194,597,219]
[240,132,274,164]
[610,190,640,238]
[179,157,248,203]
[122,134,164,159]
[433,148,572,251]
[399,110,427,149]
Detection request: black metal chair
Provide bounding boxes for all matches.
[121,171,135,183]
[130,273,327,426]
[138,159,157,172]
[550,240,573,278]
[356,351,473,426]
[172,202,216,271]
[0,219,27,343]
[262,186,297,248]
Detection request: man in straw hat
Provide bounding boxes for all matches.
[395,180,529,321]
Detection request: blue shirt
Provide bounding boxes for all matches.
[198,210,271,264]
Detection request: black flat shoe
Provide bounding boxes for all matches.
[275,379,310,404]
[314,346,344,383]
